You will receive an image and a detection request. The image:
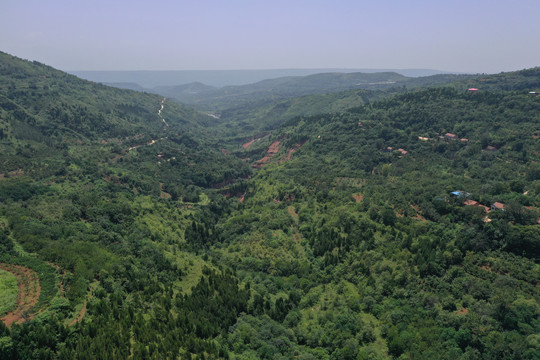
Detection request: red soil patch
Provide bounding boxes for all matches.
[288,207,298,219]
[110,154,123,162]
[239,193,246,202]
[352,194,364,203]
[280,140,306,164]
[69,283,98,326]
[243,135,271,149]
[282,149,296,162]
[268,141,280,154]
[160,192,172,199]
[253,140,280,168]
[243,139,256,149]
[159,183,172,199]
[480,265,493,272]
[456,307,469,315]
[69,301,87,326]
[0,263,41,327]
[0,169,25,179]
[410,204,427,221]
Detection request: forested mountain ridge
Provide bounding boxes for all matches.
[0,51,539,359]
[0,50,246,187]
[0,52,253,358]
[157,71,477,110]
[460,67,540,91]
[200,68,540,140]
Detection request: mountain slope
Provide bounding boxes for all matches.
[102,82,148,91]
[215,82,540,359]
[0,53,539,360]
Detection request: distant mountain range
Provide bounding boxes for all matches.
[80,70,476,113]
[70,68,457,88]
[102,82,148,92]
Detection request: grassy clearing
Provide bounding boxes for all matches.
[0,269,18,316]
[171,252,214,295]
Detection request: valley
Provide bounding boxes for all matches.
[0,51,538,359]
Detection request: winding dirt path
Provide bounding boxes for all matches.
[0,263,41,327]
[69,282,98,326]
[69,301,87,326]
[125,98,169,152]
[243,139,256,149]
[158,98,169,127]
[127,137,167,151]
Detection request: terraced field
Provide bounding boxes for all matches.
[0,269,18,316]
[0,263,41,327]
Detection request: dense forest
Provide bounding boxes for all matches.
[0,51,538,359]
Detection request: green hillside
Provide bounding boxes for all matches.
[214,86,540,359]
[185,74,478,139]
[160,72,409,108]
[0,52,539,359]
[158,71,479,112]
[204,69,540,140]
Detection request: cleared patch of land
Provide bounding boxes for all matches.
[0,263,41,327]
[0,269,18,316]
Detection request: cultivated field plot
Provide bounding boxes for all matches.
[0,268,18,316]
[0,263,41,327]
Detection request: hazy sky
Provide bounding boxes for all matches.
[1,0,539,73]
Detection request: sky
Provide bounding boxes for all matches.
[1,0,539,73]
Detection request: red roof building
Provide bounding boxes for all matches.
[464,200,489,213]
[491,202,505,211]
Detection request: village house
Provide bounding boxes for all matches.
[397,148,408,155]
[464,199,489,212]
[491,202,505,211]
[451,190,470,198]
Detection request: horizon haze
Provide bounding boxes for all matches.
[1,0,539,74]
[70,68,454,88]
